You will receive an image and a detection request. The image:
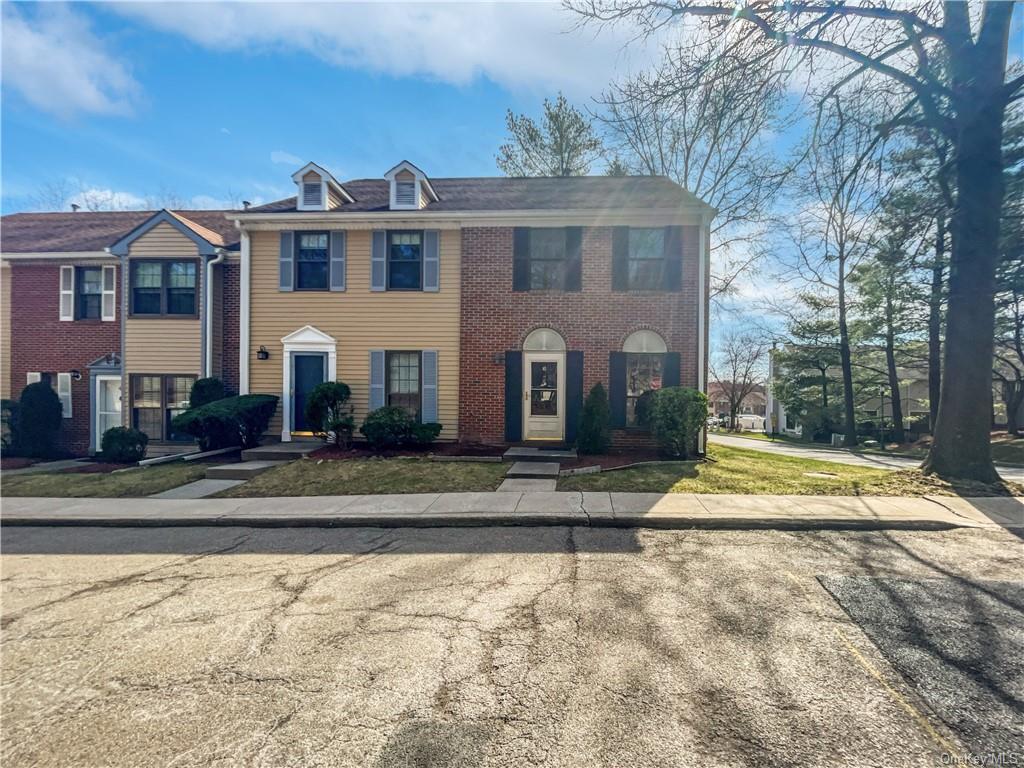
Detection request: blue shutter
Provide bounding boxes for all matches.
[371,231,387,291]
[663,226,683,291]
[612,227,630,291]
[504,351,523,442]
[663,352,681,388]
[329,231,346,291]
[421,350,438,423]
[564,227,582,292]
[369,350,386,410]
[279,232,294,291]
[609,352,627,428]
[423,230,440,292]
[512,228,530,291]
[566,351,584,445]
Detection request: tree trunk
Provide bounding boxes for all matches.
[837,268,858,447]
[923,5,1011,482]
[928,217,945,433]
[885,293,906,444]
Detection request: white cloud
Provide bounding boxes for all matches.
[69,186,148,211]
[111,1,661,97]
[1,4,140,119]
[270,150,304,166]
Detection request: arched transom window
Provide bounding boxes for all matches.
[523,328,566,352]
[623,330,667,354]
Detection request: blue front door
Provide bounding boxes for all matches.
[293,354,325,432]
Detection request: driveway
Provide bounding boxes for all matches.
[3,524,1021,767]
[709,432,1024,483]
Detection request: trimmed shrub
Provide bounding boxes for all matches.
[15,382,63,458]
[1,399,17,453]
[647,387,708,459]
[171,394,279,450]
[408,421,443,447]
[360,406,413,450]
[576,382,610,454]
[359,407,443,450]
[634,389,657,428]
[305,382,355,448]
[101,426,148,463]
[189,377,227,409]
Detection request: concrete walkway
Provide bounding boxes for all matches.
[2,493,1020,531]
[709,433,1024,483]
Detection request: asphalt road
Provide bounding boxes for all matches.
[708,432,1024,483]
[2,524,1022,767]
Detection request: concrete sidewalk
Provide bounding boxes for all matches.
[2,492,1021,531]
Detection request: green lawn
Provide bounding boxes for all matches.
[558,444,1023,497]
[220,457,509,497]
[2,462,210,498]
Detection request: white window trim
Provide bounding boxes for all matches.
[297,180,327,212]
[26,372,41,385]
[94,374,122,452]
[280,326,337,441]
[57,373,73,418]
[59,266,74,321]
[390,179,420,210]
[101,265,116,321]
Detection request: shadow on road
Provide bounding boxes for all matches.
[0,524,644,556]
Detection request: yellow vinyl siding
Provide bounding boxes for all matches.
[1,263,10,399]
[125,318,202,374]
[127,221,199,257]
[125,223,203,376]
[248,228,461,439]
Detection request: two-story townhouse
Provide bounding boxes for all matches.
[2,160,714,455]
[1,209,240,455]
[233,162,714,448]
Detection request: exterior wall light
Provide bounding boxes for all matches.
[257,346,270,361]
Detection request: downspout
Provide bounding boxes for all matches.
[204,248,227,378]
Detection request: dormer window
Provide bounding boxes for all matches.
[302,182,323,209]
[290,162,354,211]
[384,160,438,211]
[395,180,417,207]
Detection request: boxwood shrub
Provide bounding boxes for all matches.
[15,382,63,458]
[101,426,149,463]
[359,406,442,451]
[171,394,279,450]
[647,387,708,459]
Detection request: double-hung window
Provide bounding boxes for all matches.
[625,353,664,426]
[527,229,567,290]
[388,232,422,290]
[386,351,421,418]
[627,228,666,291]
[296,232,329,290]
[131,374,195,441]
[131,261,197,316]
[75,267,103,320]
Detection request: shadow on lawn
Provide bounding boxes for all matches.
[0,524,644,556]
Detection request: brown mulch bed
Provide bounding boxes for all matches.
[1,457,38,470]
[561,450,667,471]
[60,462,133,474]
[310,442,506,461]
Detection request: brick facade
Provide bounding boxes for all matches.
[8,262,121,455]
[459,225,703,445]
[219,262,240,394]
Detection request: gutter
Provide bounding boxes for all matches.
[204,248,227,377]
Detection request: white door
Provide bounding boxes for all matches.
[96,376,122,445]
[523,352,565,441]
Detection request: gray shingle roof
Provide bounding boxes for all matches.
[249,175,708,214]
[0,210,240,254]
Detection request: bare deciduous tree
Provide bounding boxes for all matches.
[569,0,1021,482]
[710,330,769,430]
[596,37,793,301]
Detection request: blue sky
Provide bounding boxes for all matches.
[1,2,661,213]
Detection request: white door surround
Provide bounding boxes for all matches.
[523,351,565,441]
[94,375,122,451]
[281,325,337,441]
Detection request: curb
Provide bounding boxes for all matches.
[0,514,971,531]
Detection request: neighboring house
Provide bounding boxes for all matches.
[708,381,767,421]
[1,161,714,454]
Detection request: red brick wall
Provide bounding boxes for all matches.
[459,225,702,445]
[8,262,121,455]
[220,262,240,394]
